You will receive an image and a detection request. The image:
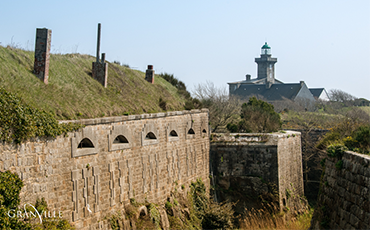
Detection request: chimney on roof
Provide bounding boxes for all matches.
[300,81,304,87]
[246,74,251,81]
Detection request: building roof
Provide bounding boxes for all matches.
[232,83,303,101]
[309,88,325,98]
[227,78,284,85]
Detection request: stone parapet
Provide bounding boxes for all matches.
[59,109,209,126]
[310,151,370,229]
[210,131,304,215]
[1,110,210,229]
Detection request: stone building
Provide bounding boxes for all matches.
[228,42,327,102]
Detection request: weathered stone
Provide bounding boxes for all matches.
[310,151,370,229]
[211,131,304,212]
[0,110,209,229]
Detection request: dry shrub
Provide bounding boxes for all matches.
[240,203,313,230]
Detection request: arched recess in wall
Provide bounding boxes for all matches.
[113,135,129,144]
[185,120,200,139]
[142,123,159,146]
[167,122,179,142]
[187,128,195,134]
[78,138,94,148]
[145,132,157,139]
[169,130,178,137]
[200,119,209,138]
[185,120,196,139]
[71,126,98,158]
[108,125,132,151]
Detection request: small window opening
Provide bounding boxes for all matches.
[145,132,157,139]
[187,128,195,135]
[78,138,94,148]
[283,198,286,206]
[113,135,129,144]
[202,129,207,133]
[169,130,178,137]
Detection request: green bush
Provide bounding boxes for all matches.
[147,203,160,229]
[352,125,370,153]
[226,123,238,133]
[189,178,208,213]
[0,88,82,143]
[327,143,347,158]
[0,171,74,229]
[189,178,234,229]
[159,73,202,110]
[237,97,281,133]
[165,201,173,210]
[318,124,370,154]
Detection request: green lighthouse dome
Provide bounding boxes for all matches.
[261,42,271,49]
[261,42,271,55]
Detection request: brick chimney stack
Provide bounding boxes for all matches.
[34,28,52,84]
[145,65,155,84]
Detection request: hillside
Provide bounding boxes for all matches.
[0,45,186,120]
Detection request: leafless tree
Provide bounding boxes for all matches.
[328,89,357,106]
[193,81,242,132]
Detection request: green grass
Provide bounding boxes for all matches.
[0,45,186,120]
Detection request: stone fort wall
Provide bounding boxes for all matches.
[310,151,370,229]
[210,131,305,215]
[0,109,210,229]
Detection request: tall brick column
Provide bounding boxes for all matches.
[34,28,52,84]
[145,65,154,84]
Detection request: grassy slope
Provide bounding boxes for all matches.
[360,106,370,116]
[0,46,185,120]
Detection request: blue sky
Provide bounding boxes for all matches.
[1,0,369,99]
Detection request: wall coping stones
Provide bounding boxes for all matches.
[211,131,300,145]
[59,109,209,126]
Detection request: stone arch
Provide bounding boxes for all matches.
[72,126,98,157]
[78,138,94,148]
[108,125,132,151]
[187,128,195,134]
[145,132,157,139]
[185,120,196,139]
[201,119,209,138]
[166,122,179,142]
[113,135,129,144]
[169,130,178,137]
[141,123,159,146]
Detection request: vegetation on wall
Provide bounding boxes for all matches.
[316,120,370,155]
[0,88,82,143]
[0,171,74,229]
